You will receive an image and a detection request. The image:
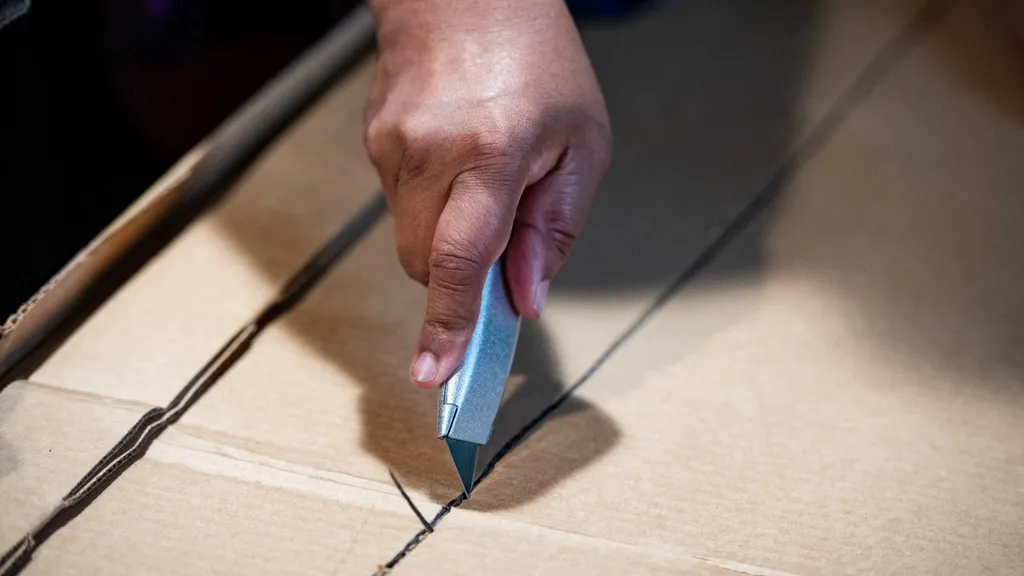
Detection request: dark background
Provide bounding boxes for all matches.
[0,0,647,319]
[0,0,358,316]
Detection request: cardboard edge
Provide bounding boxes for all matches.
[0,5,376,381]
[0,147,205,376]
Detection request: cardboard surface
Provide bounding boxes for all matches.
[28,59,379,407]
[22,430,437,575]
[429,1,1024,574]
[394,508,739,576]
[23,0,928,505]
[3,0,1023,574]
[0,381,151,546]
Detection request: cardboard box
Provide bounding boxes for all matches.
[2,0,1023,574]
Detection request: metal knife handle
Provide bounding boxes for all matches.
[437,259,522,444]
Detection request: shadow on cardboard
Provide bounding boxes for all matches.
[209,0,823,510]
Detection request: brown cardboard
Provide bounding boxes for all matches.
[0,6,374,380]
[3,0,1023,574]
[394,508,738,576]
[418,1,1024,574]
[28,428,439,576]
[0,380,151,547]
[27,59,380,407]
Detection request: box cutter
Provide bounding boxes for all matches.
[437,259,521,496]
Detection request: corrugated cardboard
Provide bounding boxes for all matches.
[403,3,1024,574]
[3,0,1023,574]
[0,6,374,379]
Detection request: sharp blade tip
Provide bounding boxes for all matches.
[445,437,478,496]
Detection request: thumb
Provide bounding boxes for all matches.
[410,168,520,387]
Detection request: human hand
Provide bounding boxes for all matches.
[364,0,612,387]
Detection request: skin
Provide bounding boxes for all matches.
[363,0,1023,389]
[365,0,612,387]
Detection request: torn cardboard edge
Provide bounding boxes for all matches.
[0,5,376,381]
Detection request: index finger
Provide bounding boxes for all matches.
[410,168,521,387]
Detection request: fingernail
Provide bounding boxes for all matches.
[533,280,550,314]
[411,352,438,384]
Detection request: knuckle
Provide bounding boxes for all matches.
[543,196,582,262]
[470,130,513,158]
[423,313,473,339]
[364,119,389,164]
[365,113,445,181]
[396,118,439,181]
[548,224,578,260]
[429,245,485,293]
[398,148,430,184]
[397,248,428,285]
[395,117,433,152]
[458,124,521,168]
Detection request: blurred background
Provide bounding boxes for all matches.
[0,0,361,315]
[0,0,659,319]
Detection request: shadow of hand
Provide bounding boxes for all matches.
[245,218,621,510]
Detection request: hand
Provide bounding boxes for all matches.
[364,0,612,387]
